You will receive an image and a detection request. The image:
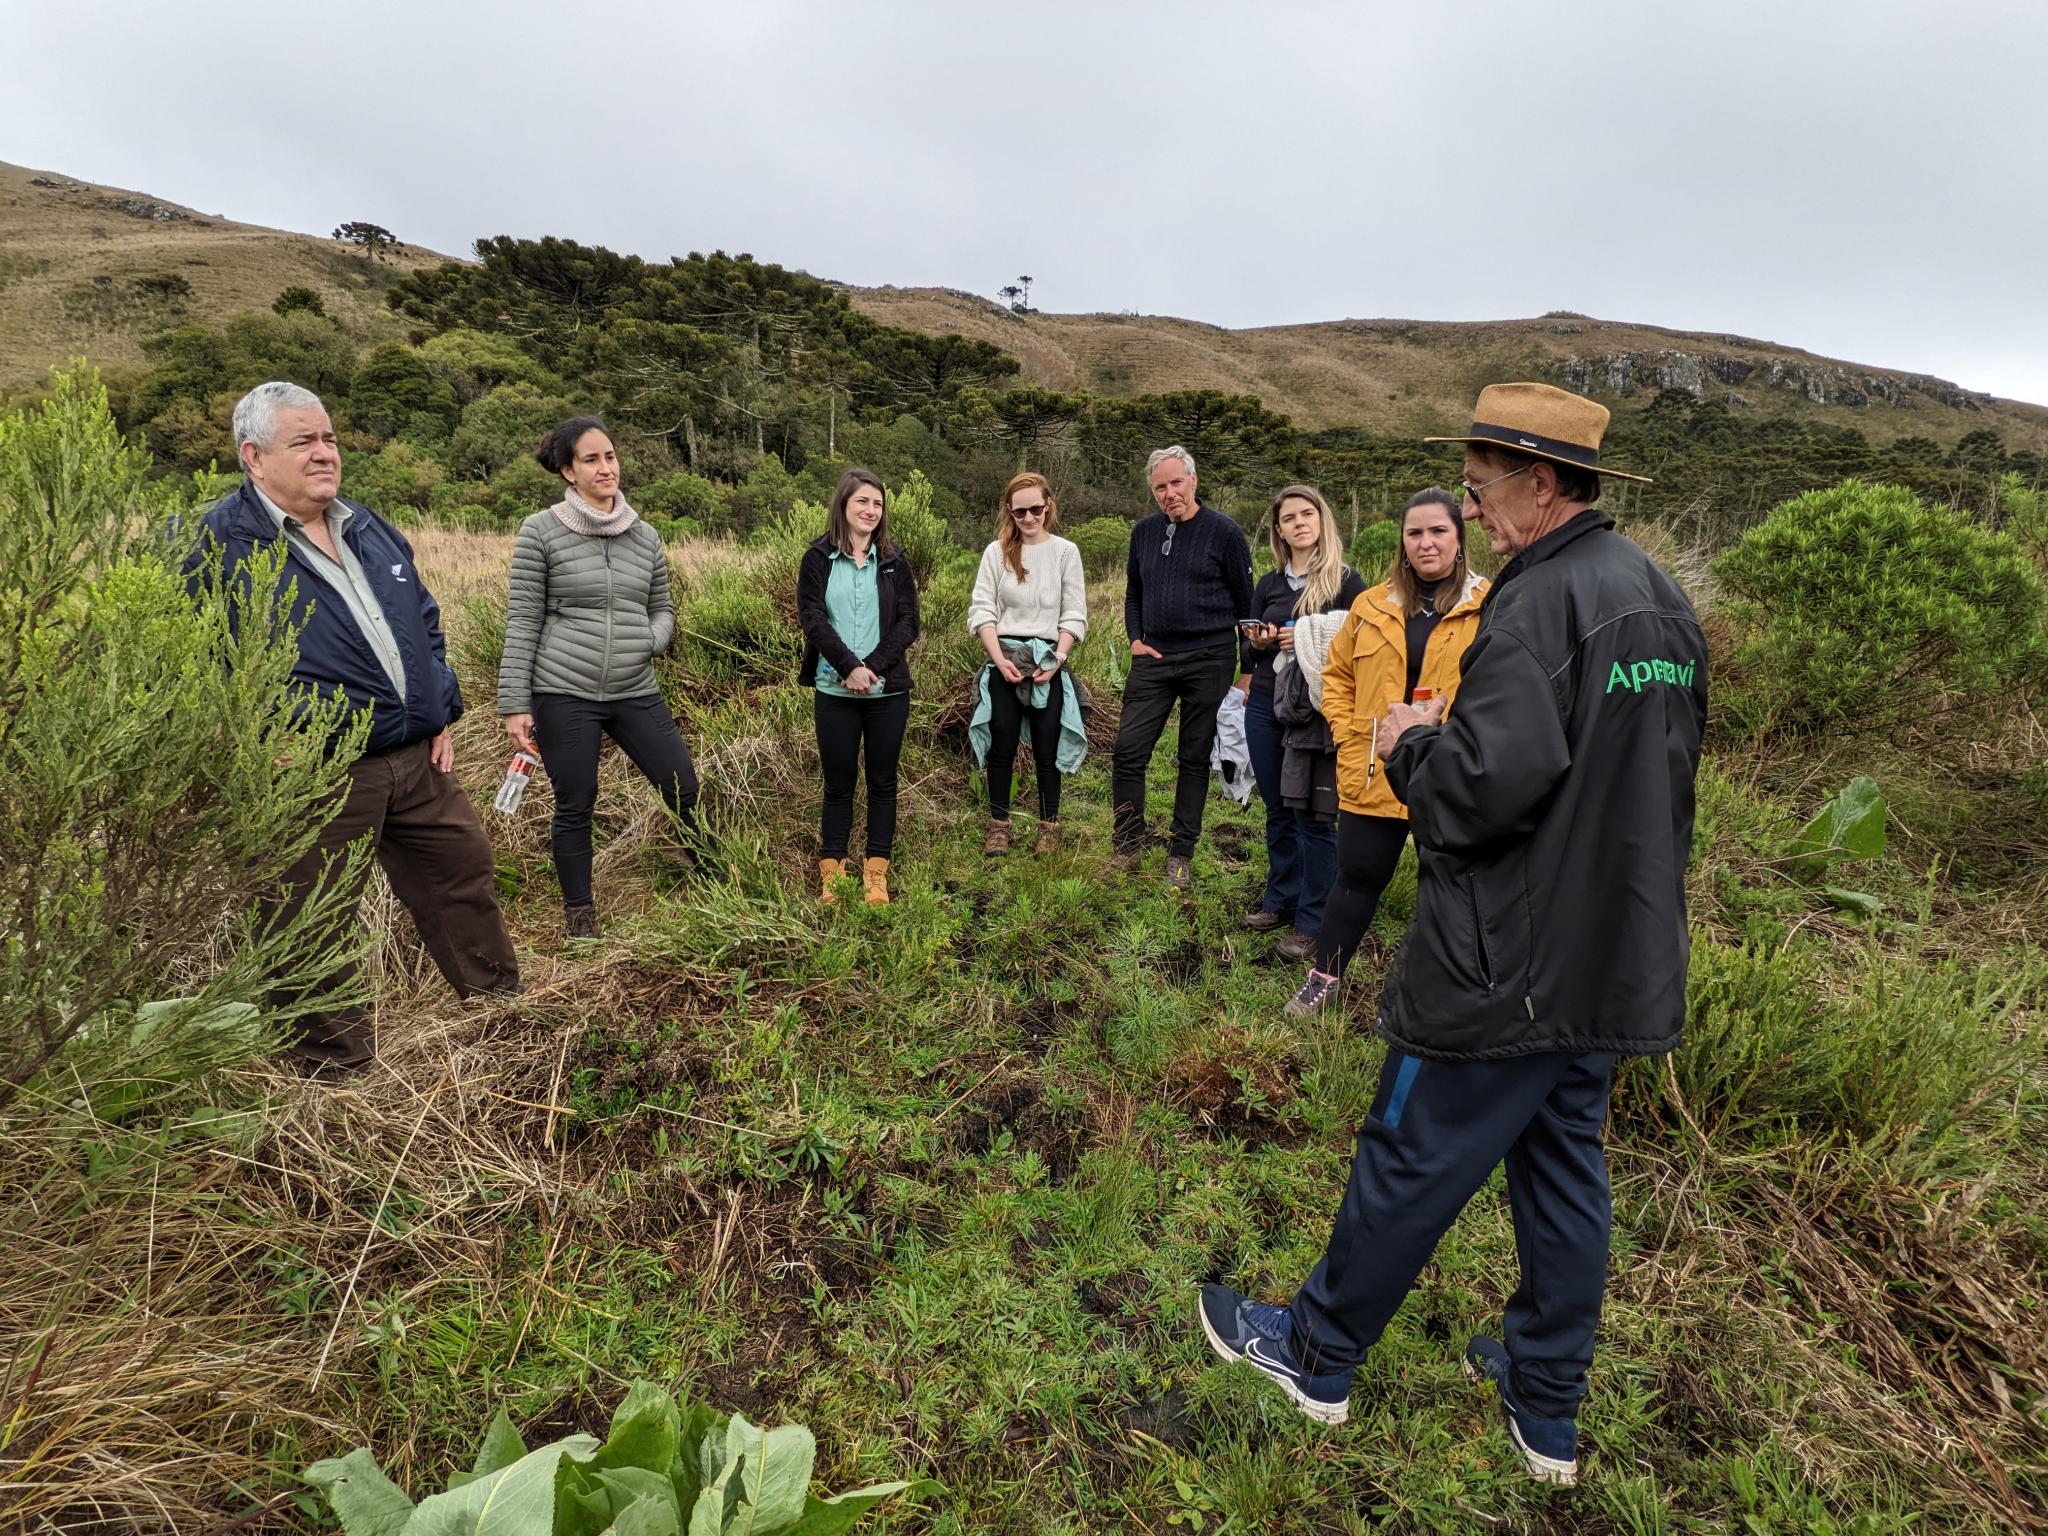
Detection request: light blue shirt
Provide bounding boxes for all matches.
[816,546,892,698]
[253,485,408,697]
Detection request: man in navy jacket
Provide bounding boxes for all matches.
[192,381,518,1072]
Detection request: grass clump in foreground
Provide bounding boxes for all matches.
[2,386,2045,1533]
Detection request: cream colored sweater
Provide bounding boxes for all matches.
[966,536,1089,644]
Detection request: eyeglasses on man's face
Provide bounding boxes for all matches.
[1459,463,1533,507]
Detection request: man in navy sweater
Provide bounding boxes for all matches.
[1112,446,1255,888]
[192,382,518,1073]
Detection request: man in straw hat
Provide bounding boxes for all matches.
[1195,383,1707,1485]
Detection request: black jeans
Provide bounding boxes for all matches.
[1290,1048,1616,1421]
[814,690,910,860]
[1314,812,1410,976]
[1111,646,1236,857]
[986,667,1066,821]
[532,692,700,909]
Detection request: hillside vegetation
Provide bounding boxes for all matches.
[850,288,2048,453]
[0,161,431,389]
[2,367,2045,1533]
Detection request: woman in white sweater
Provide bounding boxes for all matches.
[966,472,1089,855]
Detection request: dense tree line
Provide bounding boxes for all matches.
[95,234,2042,555]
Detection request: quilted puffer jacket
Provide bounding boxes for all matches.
[496,508,676,714]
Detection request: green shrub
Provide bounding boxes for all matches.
[674,564,800,684]
[445,381,576,480]
[637,470,729,528]
[885,469,948,586]
[1347,517,1400,583]
[2000,471,2048,572]
[0,366,369,1109]
[1672,931,2045,1179]
[343,439,446,515]
[1067,515,1130,580]
[1713,480,2048,732]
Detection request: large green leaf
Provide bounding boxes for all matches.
[1788,776,1886,874]
[402,1436,600,1536]
[748,1426,815,1531]
[668,1398,726,1517]
[609,1497,683,1536]
[777,1484,915,1536]
[447,1409,529,1490]
[595,1466,679,1524]
[591,1380,682,1474]
[304,1449,414,1536]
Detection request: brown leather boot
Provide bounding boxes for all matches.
[862,856,891,905]
[1031,820,1061,855]
[818,857,846,904]
[982,819,1013,857]
[564,904,599,941]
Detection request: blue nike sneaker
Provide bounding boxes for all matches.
[1197,1284,1352,1425]
[1464,1335,1578,1485]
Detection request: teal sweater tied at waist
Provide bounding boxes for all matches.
[968,637,1088,775]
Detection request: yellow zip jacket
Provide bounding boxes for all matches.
[1321,572,1490,818]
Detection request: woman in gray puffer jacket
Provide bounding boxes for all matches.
[498,416,699,939]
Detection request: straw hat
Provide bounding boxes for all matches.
[1425,382,1652,485]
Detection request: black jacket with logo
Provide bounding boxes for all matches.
[1379,510,1707,1061]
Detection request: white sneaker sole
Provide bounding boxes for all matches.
[1197,1300,1350,1426]
[1463,1358,1578,1485]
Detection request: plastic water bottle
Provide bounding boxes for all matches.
[817,657,838,688]
[493,751,540,814]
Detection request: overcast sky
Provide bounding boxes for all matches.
[9,0,2046,406]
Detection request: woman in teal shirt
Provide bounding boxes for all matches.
[795,469,921,905]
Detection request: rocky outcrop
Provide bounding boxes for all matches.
[1554,349,1983,413]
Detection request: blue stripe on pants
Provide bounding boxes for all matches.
[1382,1054,1421,1129]
[1288,1048,1616,1420]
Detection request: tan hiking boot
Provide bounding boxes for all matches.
[1031,820,1061,855]
[818,857,846,904]
[982,819,1014,857]
[862,856,891,905]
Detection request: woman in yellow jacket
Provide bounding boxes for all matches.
[1284,487,1490,1015]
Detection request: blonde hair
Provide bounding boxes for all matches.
[1386,487,1469,618]
[996,471,1063,581]
[1267,484,1347,617]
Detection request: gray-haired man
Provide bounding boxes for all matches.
[1111,446,1255,888]
[190,382,518,1072]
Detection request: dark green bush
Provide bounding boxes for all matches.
[637,471,729,528]
[1713,480,2048,733]
[1347,517,1399,583]
[1067,516,1130,580]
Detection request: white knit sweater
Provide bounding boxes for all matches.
[966,536,1089,644]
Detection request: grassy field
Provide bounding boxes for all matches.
[7,514,2042,1535]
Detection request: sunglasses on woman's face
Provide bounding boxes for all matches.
[1010,503,1048,521]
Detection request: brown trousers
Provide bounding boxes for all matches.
[270,737,519,1070]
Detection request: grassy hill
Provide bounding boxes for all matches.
[0,159,434,390]
[7,156,2046,463]
[850,287,2048,453]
